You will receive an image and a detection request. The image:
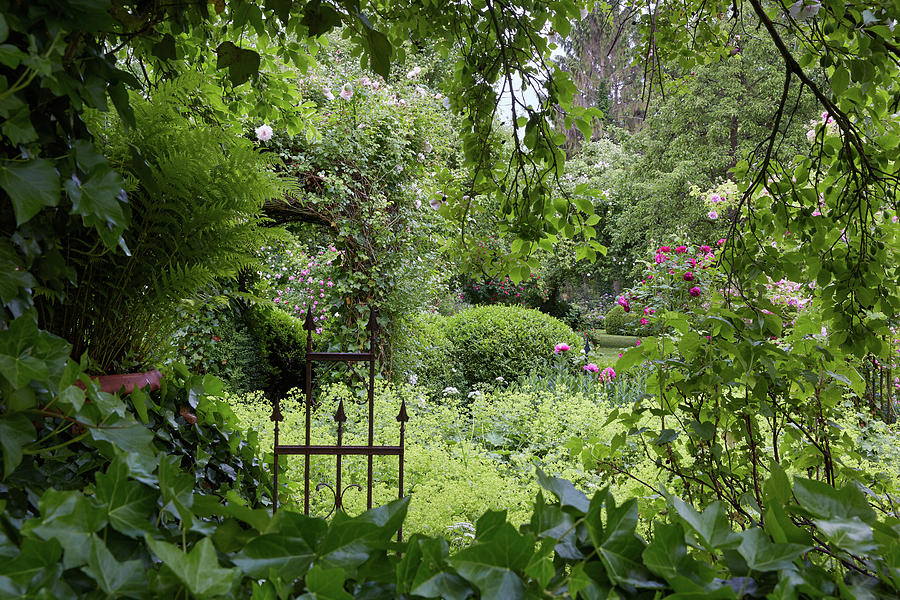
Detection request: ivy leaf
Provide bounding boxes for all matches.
[792,477,876,522]
[231,533,315,580]
[642,521,688,580]
[0,158,59,226]
[145,536,238,597]
[536,467,590,513]
[158,454,195,525]
[814,518,876,554]
[736,528,810,572]
[0,537,61,586]
[0,413,35,478]
[87,413,157,479]
[81,535,145,596]
[95,458,156,538]
[0,316,48,389]
[317,497,409,569]
[1,103,37,145]
[66,166,127,232]
[305,565,352,600]
[452,511,534,599]
[588,494,661,588]
[670,498,741,551]
[29,489,107,569]
[398,535,471,600]
[108,81,136,129]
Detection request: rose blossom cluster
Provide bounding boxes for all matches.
[256,243,342,335]
[616,241,724,333]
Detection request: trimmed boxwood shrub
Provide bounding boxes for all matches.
[604,304,640,336]
[445,305,582,389]
[243,304,308,399]
[392,312,465,392]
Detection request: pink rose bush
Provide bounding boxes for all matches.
[255,241,343,336]
[613,240,725,336]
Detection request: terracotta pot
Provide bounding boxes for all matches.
[77,369,162,395]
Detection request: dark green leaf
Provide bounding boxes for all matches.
[152,34,176,60]
[158,454,194,524]
[736,528,809,572]
[95,458,156,537]
[1,104,37,145]
[654,429,678,445]
[232,533,315,580]
[264,0,292,24]
[318,497,409,569]
[81,535,145,596]
[0,159,59,226]
[536,468,589,513]
[670,498,740,551]
[29,489,107,568]
[0,413,34,478]
[301,0,343,36]
[642,521,688,580]
[792,478,876,522]
[814,518,876,554]
[0,537,61,585]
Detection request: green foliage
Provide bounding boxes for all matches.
[170,296,268,394]
[392,312,465,392]
[228,379,643,541]
[36,80,290,373]
[444,305,582,390]
[604,304,638,336]
[243,304,309,400]
[265,54,458,354]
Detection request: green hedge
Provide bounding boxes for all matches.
[243,304,308,398]
[604,303,640,336]
[445,305,581,389]
[392,312,465,392]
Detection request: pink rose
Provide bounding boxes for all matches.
[683,271,694,281]
[689,286,701,297]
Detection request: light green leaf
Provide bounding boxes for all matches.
[145,536,237,597]
[305,565,352,600]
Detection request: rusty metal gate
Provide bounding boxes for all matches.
[270,308,408,536]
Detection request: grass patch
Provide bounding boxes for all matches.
[590,330,640,348]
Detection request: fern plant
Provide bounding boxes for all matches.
[37,78,298,373]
